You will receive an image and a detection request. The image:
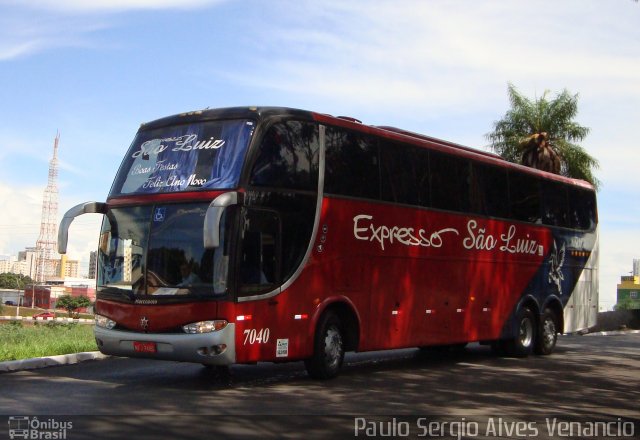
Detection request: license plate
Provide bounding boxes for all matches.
[133,341,157,353]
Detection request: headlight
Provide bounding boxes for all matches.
[182,320,227,334]
[95,314,116,329]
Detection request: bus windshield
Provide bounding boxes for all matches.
[110,119,255,196]
[97,203,232,298]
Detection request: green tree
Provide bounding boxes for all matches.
[0,273,34,289]
[486,83,600,188]
[614,297,640,311]
[56,295,92,317]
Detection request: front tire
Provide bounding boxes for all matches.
[305,312,345,380]
[504,306,536,357]
[534,308,558,355]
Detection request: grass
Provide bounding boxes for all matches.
[0,321,98,362]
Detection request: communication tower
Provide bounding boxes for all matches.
[35,133,60,283]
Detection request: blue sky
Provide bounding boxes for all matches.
[0,0,638,310]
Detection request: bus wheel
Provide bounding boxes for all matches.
[504,306,535,357]
[305,312,345,380]
[534,308,558,355]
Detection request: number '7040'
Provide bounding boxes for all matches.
[243,328,270,345]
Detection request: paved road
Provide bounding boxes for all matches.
[1,334,638,439]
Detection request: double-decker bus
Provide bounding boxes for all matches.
[59,107,598,379]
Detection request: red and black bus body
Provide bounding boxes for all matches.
[59,107,598,376]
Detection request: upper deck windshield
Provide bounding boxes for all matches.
[110,119,255,196]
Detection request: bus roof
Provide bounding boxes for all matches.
[311,110,595,191]
[138,106,595,191]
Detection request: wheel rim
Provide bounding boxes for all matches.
[323,325,343,370]
[542,317,556,348]
[519,317,534,348]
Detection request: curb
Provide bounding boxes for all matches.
[584,329,640,336]
[1,316,94,324]
[0,352,109,373]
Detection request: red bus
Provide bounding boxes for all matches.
[58,107,598,379]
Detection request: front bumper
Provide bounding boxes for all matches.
[94,323,236,366]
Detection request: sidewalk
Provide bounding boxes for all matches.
[583,329,640,336]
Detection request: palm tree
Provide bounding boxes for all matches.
[486,83,600,189]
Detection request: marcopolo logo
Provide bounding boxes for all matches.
[8,416,73,440]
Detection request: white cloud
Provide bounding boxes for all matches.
[0,0,227,60]
[0,40,43,61]
[0,182,42,257]
[0,0,226,13]
[221,0,640,113]
[0,11,111,60]
[0,181,102,272]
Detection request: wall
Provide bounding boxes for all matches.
[590,310,640,332]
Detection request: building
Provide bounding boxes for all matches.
[15,248,38,279]
[616,275,640,310]
[1,248,83,282]
[88,251,97,279]
[0,257,17,274]
[23,285,51,308]
[0,288,22,306]
[24,278,96,310]
[56,255,79,278]
[634,259,640,277]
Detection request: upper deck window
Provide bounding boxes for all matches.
[429,151,470,213]
[249,121,319,191]
[325,127,379,199]
[380,141,430,207]
[111,119,255,196]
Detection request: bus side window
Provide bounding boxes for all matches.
[542,181,569,227]
[325,127,380,200]
[569,187,597,230]
[429,151,470,213]
[380,141,430,207]
[509,172,542,224]
[469,163,509,218]
[238,208,281,296]
[249,121,319,191]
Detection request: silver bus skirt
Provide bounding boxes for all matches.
[94,323,236,365]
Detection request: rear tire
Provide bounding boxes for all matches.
[534,308,558,355]
[503,306,535,357]
[305,312,345,380]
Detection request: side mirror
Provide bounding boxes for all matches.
[58,202,108,254]
[204,192,239,249]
